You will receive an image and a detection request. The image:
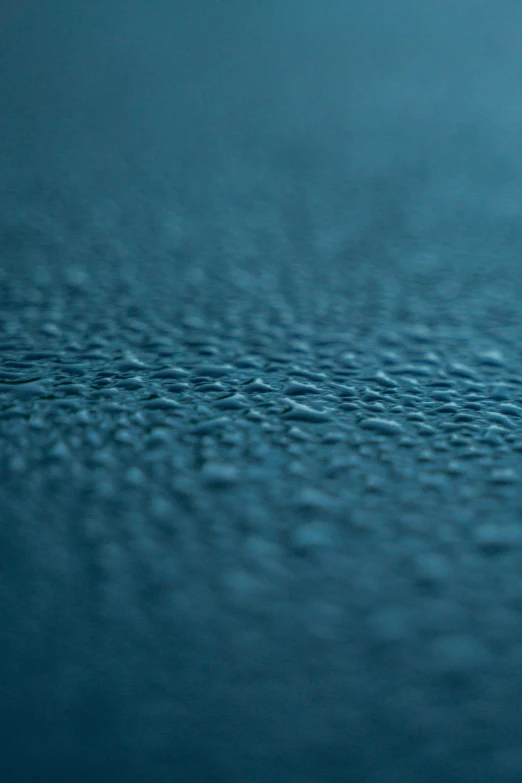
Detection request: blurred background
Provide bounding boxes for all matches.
[1,3,522,151]
[1,0,522,302]
[1,1,522,188]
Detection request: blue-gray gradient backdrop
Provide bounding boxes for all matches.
[2,2,522,782]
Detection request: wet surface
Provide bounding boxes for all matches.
[2,2,522,781]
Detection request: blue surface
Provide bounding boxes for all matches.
[2,3,522,780]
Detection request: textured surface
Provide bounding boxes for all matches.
[2,3,522,781]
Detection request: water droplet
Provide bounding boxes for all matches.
[430,634,491,672]
[213,393,248,411]
[474,522,522,554]
[282,400,331,423]
[290,520,337,553]
[143,397,181,411]
[201,461,239,486]
[490,468,517,484]
[359,417,403,435]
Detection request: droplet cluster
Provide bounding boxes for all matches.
[2,155,522,781]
